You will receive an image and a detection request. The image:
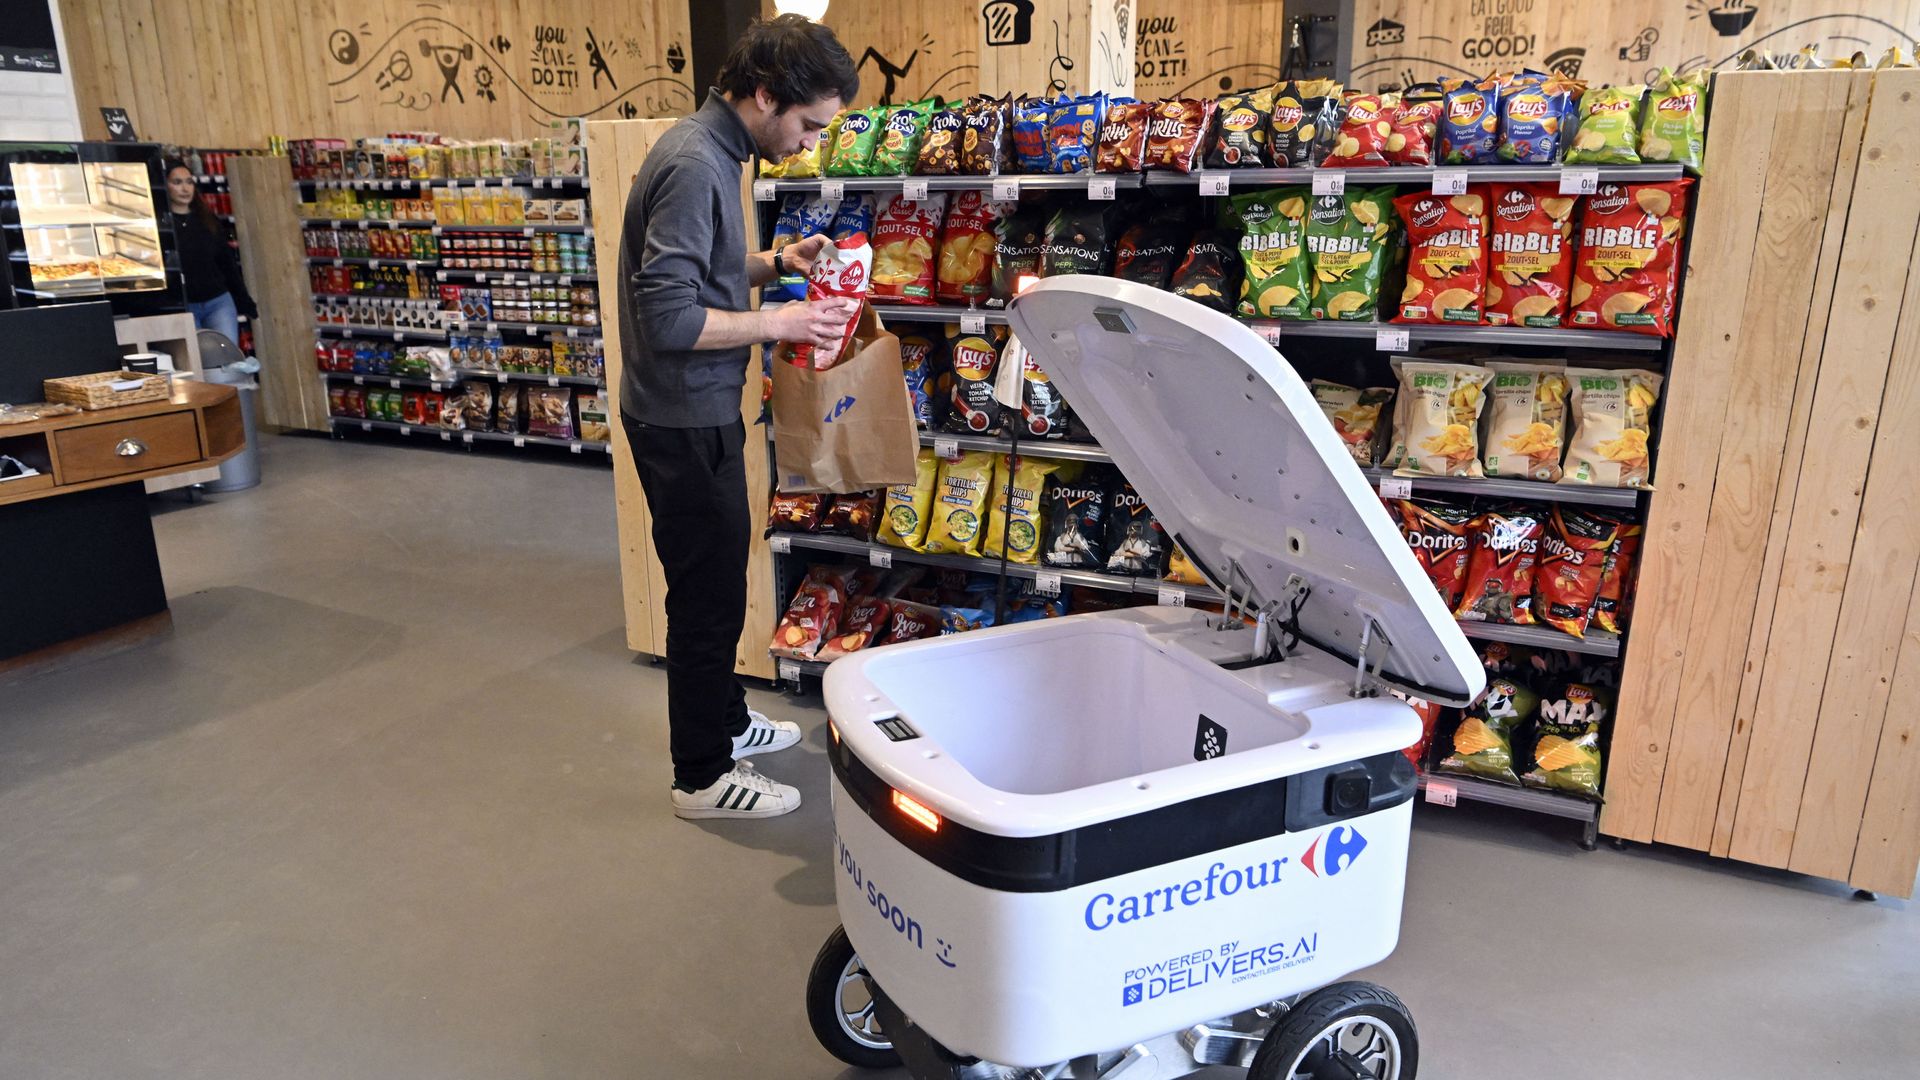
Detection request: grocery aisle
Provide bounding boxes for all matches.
[0,434,1913,1080]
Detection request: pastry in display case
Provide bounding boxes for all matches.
[1,143,181,315]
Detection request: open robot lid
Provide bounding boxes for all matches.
[1008,276,1485,707]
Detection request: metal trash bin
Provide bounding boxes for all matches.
[197,330,262,493]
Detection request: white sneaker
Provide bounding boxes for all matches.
[732,709,802,759]
[671,763,802,820]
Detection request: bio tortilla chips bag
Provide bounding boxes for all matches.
[1310,380,1393,467]
[878,448,939,551]
[870,193,947,304]
[1533,506,1621,638]
[1486,183,1576,327]
[1560,368,1662,488]
[1387,359,1492,478]
[1231,187,1312,319]
[935,190,1009,305]
[825,106,886,176]
[1640,68,1711,168]
[1566,84,1646,165]
[923,449,996,557]
[1570,180,1692,336]
[1392,190,1491,325]
[870,98,934,176]
[984,454,1061,565]
[1439,677,1538,784]
[1306,186,1397,320]
[1482,361,1570,481]
[1522,682,1610,796]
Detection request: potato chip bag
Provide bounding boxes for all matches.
[821,492,880,541]
[1497,72,1582,163]
[1048,94,1109,174]
[1385,85,1444,165]
[1439,677,1538,784]
[1171,229,1244,313]
[766,194,838,303]
[1321,92,1394,167]
[961,95,1011,175]
[878,449,939,552]
[878,599,942,645]
[924,450,997,556]
[984,454,1061,565]
[1640,68,1710,168]
[871,98,934,176]
[1389,497,1476,607]
[1454,506,1546,624]
[777,232,871,370]
[1595,523,1643,634]
[869,193,947,304]
[1144,97,1214,173]
[1206,85,1276,167]
[1391,189,1490,324]
[991,206,1047,303]
[828,194,876,242]
[1438,75,1503,164]
[1571,180,1691,336]
[825,106,886,176]
[1387,359,1492,478]
[817,596,892,661]
[1533,506,1621,638]
[1231,187,1313,319]
[1113,219,1188,289]
[770,491,828,532]
[1482,362,1570,481]
[1485,183,1576,327]
[1522,682,1610,796]
[935,190,1010,305]
[916,104,967,174]
[1096,100,1152,173]
[1566,84,1646,165]
[1307,186,1397,320]
[1560,367,1662,488]
[1017,343,1073,438]
[1310,380,1393,466]
[943,322,1008,434]
[1274,79,1342,167]
[770,565,851,659]
[1042,204,1113,277]
[1166,545,1208,585]
[899,331,938,427]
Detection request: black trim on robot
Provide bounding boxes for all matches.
[830,740,1416,893]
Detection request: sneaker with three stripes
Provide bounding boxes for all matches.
[731,709,802,759]
[671,762,802,819]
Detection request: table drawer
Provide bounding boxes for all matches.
[53,412,203,485]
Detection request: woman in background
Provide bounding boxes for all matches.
[164,159,256,345]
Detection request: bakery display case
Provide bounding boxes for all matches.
[1,142,182,315]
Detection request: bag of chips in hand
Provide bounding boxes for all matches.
[1566,84,1646,165]
[1522,682,1611,796]
[961,95,1012,175]
[1453,505,1546,624]
[1389,497,1476,608]
[1206,85,1276,168]
[934,190,1008,305]
[1438,676,1538,784]
[870,194,948,305]
[1384,84,1444,165]
[1560,367,1662,488]
[1143,97,1214,172]
[870,98,934,176]
[1639,68,1711,168]
[1392,190,1491,324]
[1438,75,1503,164]
[1306,186,1397,320]
[1232,187,1313,319]
[878,449,939,551]
[1594,523,1643,634]
[916,104,968,174]
[777,232,871,370]
[1310,380,1393,466]
[943,322,1008,434]
[923,449,997,556]
[1533,506,1622,638]
[1570,179,1692,336]
[1486,183,1576,327]
[1171,229,1244,313]
[1320,92,1394,168]
[1387,359,1492,478]
[1096,100,1151,173]
[1482,362,1570,481]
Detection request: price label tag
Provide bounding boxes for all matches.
[902,179,930,200]
[1379,476,1412,499]
[1431,169,1469,195]
[356,220,370,230]
[1312,171,1346,196]
[513,436,526,448]
[778,659,802,682]
[1088,177,1118,201]
[1258,324,1283,346]
[820,179,846,201]
[474,273,487,283]
[1375,328,1411,352]
[497,372,510,383]
[368,260,383,269]
[603,443,615,454]
[991,178,1021,201]
[869,547,894,568]
[1034,572,1063,596]
[435,271,447,281]
[332,259,344,268]
[440,431,452,442]
[523,227,535,238]
[770,535,792,554]
[933,437,959,458]
[532,178,548,190]
[1424,781,1459,808]
[380,180,393,191]
[342,329,354,338]
[571,442,583,454]
[399,425,412,436]
[391,332,404,342]
[360,421,372,431]
[1157,586,1188,608]
[388,378,401,389]
[431,226,443,236]
[567,327,580,339]
[1559,168,1599,195]
[352,375,365,385]
[1199,173,1231,197]
[462,432,474,444]
[547,375,560,387]
[960,313,987,335]
[485,322,498,333]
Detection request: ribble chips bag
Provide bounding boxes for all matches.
[1392,190,1490,325]
[1231,187,1312,320]
[1570,180,1692,336]
[1306,186,1397,321]
[1486,183,1576,327]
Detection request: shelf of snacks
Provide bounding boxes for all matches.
[449,318,602,338]
[457,368,606,390]
[327,375,613,455]
[1458,620,1620,658]
[778,531,1151,596]
[763,174,1145,194]
[306,255,434,269]
[301,218,432,229]
[1243,318,1668,352]
[314,323,449,341]
[436,269,596,286]
[1145,164,1686,187]
[320,370,462,392]
[330,416,612,453]
[298,176,587,190]
[917,430,1114,465]
[872,305,1011,325]
[1359,468,1642,509]
[1415,774,1601,822]
[433,223,592,235]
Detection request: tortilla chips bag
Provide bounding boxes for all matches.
[878,449,939,551]
[1454,505,1546,624]
[1387,359,1493,478]
[1483,362,1570,481]
[1560,368,1662,488]
[1594,523,1644,634]
[1533,507,1621,638]
[923,450,997,557]
[1389,497,1476,608]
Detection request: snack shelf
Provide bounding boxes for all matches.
[775,532,1155,596]
[1416,773,1601,821]
[328,415,614,454]
[456,368,606,389]
[320,370,462,391]
[193,174,227,185]
[433,223,592,236]
[918,430,1114,464]
[1148,164,1686,187]
[314,322,451,341]
[1360,468,1643,509]
[436,269,594,286]
[306,255,434,269]
[302,218,434,229]
[298,176,587,190]
[448,319,603,338]
[764,174,1145,194]
[872,305,1010,326]
[1242,317,1667,352]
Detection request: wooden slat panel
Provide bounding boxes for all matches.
[733,157,775,683]
[227,155,327,432]
[1649,72,1861,850]
[1728,69,1920,869]
[118,0,179,146]
[1851,578,1920,896]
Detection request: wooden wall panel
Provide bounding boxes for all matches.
[227,155,328,433]
[1852,581,1920,894]
[59,0,696,146]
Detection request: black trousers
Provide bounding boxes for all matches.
[623,411,752,790]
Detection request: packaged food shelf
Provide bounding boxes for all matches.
[314,322,449,341]
[448,319,602,338]
[918,430,1114,465]
[436,269,594,286]
[301,218,434,229]
[774,532,1152,595]
[297,176,587,190]
[1361,468,1644,509]
[872,305,1010,326]
[432,223,591,235]
[1243,318,1667,352]
[1144,163,1685,187]
[457,368,605,389]
[320,370,462,391]
[329,415,614,454]
[306,255,434,269]
[1416,773,1601,820]
[762,174,1143,195]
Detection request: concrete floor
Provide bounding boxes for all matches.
[1,433,1915,1080]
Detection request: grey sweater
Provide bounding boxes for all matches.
[617,91,757,427]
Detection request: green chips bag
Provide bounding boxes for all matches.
[870,98,935,176]
[1565,84,1645,165]
[1306,186,1398,320]
[826,106,888,177]
[1438,677,1538,785]
[1231,187,1313,320]
[1639,68,1710,169]
[1521,682,1610,797]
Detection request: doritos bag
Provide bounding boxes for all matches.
[1171,229,1243,313]
[1570,180,1692,336]
[1389,497,1475,607]
[1043,467,1112,570]
[1321,92,1393,167]
[943,322,1008,434]
[1595,523,1644,634]
[1438,76,1502,164]
[869,194,947,305]
[1533,507,1621,638]
[778,233,870,370]
[1566,84,1646,165]
[1454,506,1546,625]
[871,98,934,176]
[1486,183,1576,327]
[1392,190,1491,324]
[1096,101,1151,173]
[1104,479,1167,577]
[935,190,1008,305]
[1207,85,1276,168]
[1232,187,1313,319]
[1143,98,1213,172]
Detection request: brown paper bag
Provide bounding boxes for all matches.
[770,304,917,493]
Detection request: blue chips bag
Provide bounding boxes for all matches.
[828,194,876,242]
[1438,75,1503,164]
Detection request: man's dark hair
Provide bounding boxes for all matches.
[715,15,859,111]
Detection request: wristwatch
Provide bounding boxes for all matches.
[775,244,792,274]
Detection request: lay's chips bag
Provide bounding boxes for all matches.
[1639,68,1711,168]
[1438,75,1502,164]
[1566,84,1646,165]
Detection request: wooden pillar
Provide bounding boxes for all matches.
[228,154,327,433]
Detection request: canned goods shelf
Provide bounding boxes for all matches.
[1144,164,1686,187]
[1361,468,1644,509]
[871,305,1010,325]
[319,370,462,391]
[1243,317,1668,352]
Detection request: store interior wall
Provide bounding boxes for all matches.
[0,0,83,141]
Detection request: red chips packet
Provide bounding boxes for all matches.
[1144,98,1215,173]
[1391,498,1476,608]
[1570,179,1693,336]
[1321,92,1393,167]
[1533,507,1621,638]
[1096,101,1152,173]
[1453,506,1546,625]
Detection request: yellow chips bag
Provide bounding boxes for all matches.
[1482,362,1570,481]
[1387,359,1493,478]
[1559,368,1662,488]
[923,450,997,556]
[878,449,938,551]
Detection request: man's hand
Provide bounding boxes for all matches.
[765,297,858,348]
[782,233,832,276]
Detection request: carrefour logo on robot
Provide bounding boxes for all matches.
[1084,827,1367,931]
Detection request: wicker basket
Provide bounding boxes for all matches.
[43,370,171,411]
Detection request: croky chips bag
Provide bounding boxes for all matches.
[1561,367,1662,488]
[1438,75,1503,164]
[1311,380,1393,467]
[1095,100,1151,173]
[1571,180,1691,336]
[1595,523,1643,634]
[1639,67,1710,168]
[1385,85,1444,166]
[817,596,892,661]
[961,95,1011,175]
[1522,682,1610,796]
[1566,84,1646,165]
[1144,97,1214,173]
[1272,79,1341,167]
[1533,506,1621,638]
[984,454,1061,565]
[878,449,939,551]
[871,98,934,175]
[943,322,1008,434]
[1042,204,1113,277]
[1171,229,1243,313]
[1048,94,1109,174]
[1206,85,1276,168]
[778,233,870,370]
[1231,187,1313,319]
[991,206,1046,303]
[916,104,967,174]
[1113,219,1187,289]
[1439,677,1538,784]
[1497,72,1581,164]
[1454,505,1545,624]
[1306,186,1397,320]
[825,106,886,176]
[1010,96,1054,173]
[923,449,997,556]
[869,193,948,304]
[1387,359,1493,478]
[1392,190,1491,324]
[935,190,1009,305]
[1321,92,1394,167]
[1482,362,1570,481]
[1485,183,1576,327]
[1390,497,1475,607]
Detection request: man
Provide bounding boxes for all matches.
[619,15,859,820]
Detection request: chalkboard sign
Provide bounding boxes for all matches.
[100,107,138,142]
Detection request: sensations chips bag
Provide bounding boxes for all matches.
[1392,190,1491,324]
[1485,183,1576,327]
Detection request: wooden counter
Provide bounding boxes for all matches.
[0,381,244,507]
